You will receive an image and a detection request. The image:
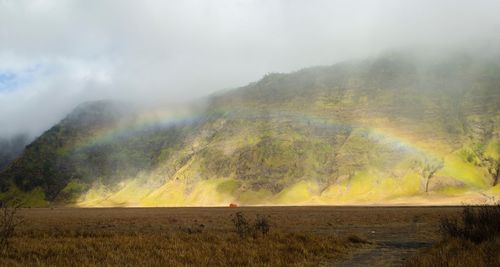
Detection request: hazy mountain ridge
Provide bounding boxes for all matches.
[1,51,499,206]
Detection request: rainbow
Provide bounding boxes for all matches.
[72,105,495,207]
[68,104,443,166]
[72,105,201,152]
[213,107,443,158]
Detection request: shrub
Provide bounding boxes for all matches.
[440,203,500,243]
[0,200,23,253]
[231,212,271,238]
[254,214,270,236]
[232,212,253,238]
[179,223,205,234]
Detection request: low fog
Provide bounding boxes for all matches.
[1,0,500,138]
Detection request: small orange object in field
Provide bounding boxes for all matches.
[229,203,238,208]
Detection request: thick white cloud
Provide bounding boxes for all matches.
[1,0,500,136]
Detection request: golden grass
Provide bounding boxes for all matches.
[0,207,383,266]
[0,206,466,266]
[3,232,357,267]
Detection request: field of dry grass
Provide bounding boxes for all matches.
[406,237,499,267]
[407,205,500,267]
[0,206,466,266]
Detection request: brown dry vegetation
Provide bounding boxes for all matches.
[406,237,499,267]
[3,233,359,266]
[0,206,464,266]
[406,205,500,267]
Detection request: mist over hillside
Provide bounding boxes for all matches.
[0,50,498,206]
[2,0,500,139]
[0,134,30,171]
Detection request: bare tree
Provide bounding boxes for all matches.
[421,158,444,193]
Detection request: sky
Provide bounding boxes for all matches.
[1,0,500,137]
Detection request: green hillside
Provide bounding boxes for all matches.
[1,51,499,206]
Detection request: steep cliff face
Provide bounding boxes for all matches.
[1,52,499,206]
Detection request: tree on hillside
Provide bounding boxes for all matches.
[485,157,499,186]
[421,158,444,193]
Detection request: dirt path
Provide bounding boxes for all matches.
[332,224,436,266]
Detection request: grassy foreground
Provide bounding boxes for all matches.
[0,206,474,266]
[3,232,358,266]
[0,207,377,266]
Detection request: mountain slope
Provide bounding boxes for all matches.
[1,51,499,206]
